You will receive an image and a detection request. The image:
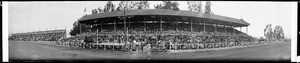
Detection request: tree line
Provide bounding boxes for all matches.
[263,24,285,41]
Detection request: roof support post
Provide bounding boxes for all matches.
[190,19,193,32]
[100,20,102,32]
[144,18,146,31]
[97,29,99,43]
[114,20,116,31]
[128,19,130,30]
[203,21,206,32]
[246,26,248,34]
[224,25,226,33]
[160,17,162,32]
[240,27,242,34]
[79,23,81,34]
[232,26,234,34]
[123,7,127,44]
[176,20,178,31]
[215,22,217,32]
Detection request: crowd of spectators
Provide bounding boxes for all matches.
[58,23,256,50]
[9,30,66,41]
[8,22,256,51]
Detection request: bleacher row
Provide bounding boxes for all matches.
[9,30,66,41]
[8,23,259,52]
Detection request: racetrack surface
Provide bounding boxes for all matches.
[9,41,290,61]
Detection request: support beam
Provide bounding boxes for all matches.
[123,7,127,44]
[79,23,81,34]
[100,20,102,32]
[246,26,248,34]
[176,20,178,31]
[128,19,130,29]
[240,27,242,33]
[190,19,193,32]
[224,25,226,33]
[160,17,162,31]
[97,29,99,43]
[144,18,146,31]
[215,23,217,32]
[232,26,234,33]
[114,20,116,31]
[203,21,206,32]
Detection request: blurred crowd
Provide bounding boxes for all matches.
[8,23,258,51]
[9,30,66,41]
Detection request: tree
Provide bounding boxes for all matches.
[103,1,115,12]
[91,9,95,14]
[91,9,98,14]
[133,1,150,10]
[264,24,273,40]
[154,4,164,9]
[204,1,213,14]
[153,1,180,10]
[69,21,92,36]
[117,1,136,11]
[187,1,202,13]
[273,25,284,40]
[97,7,103,13]
[94,9,98,13]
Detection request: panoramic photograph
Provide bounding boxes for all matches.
[4,1,295,62]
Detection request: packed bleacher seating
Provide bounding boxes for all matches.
[9,29,66,41]
[9,22,258,51]
[56,22,257,51]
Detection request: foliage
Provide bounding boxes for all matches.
[154,1,180,10]
[133,1,150,10]
[69,21,92,36]
[97,7,103,13]
[204,1,213,14]
[103,1,115,12]
[187,1,202,13]
[91,9,98,14]
[263,24,285,41]
[273,25,284,40]
[116,1,135,11]
[264,24,273,40]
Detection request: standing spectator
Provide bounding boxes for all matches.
[144,42,152,60]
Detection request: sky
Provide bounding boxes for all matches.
[7,1,296,39]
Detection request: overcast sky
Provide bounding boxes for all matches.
[7,1,296,38]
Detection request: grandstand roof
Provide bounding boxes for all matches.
[78,9,250,27]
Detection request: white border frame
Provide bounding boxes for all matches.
[291,2,298,62]
[2,1,298,62]
[2,1,9,62]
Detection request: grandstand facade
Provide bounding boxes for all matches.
[9,9,258,52]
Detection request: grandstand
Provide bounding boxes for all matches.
[66,9,255,51]
[9,29,66,41]
[9,9,258,52]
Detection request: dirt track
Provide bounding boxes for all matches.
[9,41,290,61]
